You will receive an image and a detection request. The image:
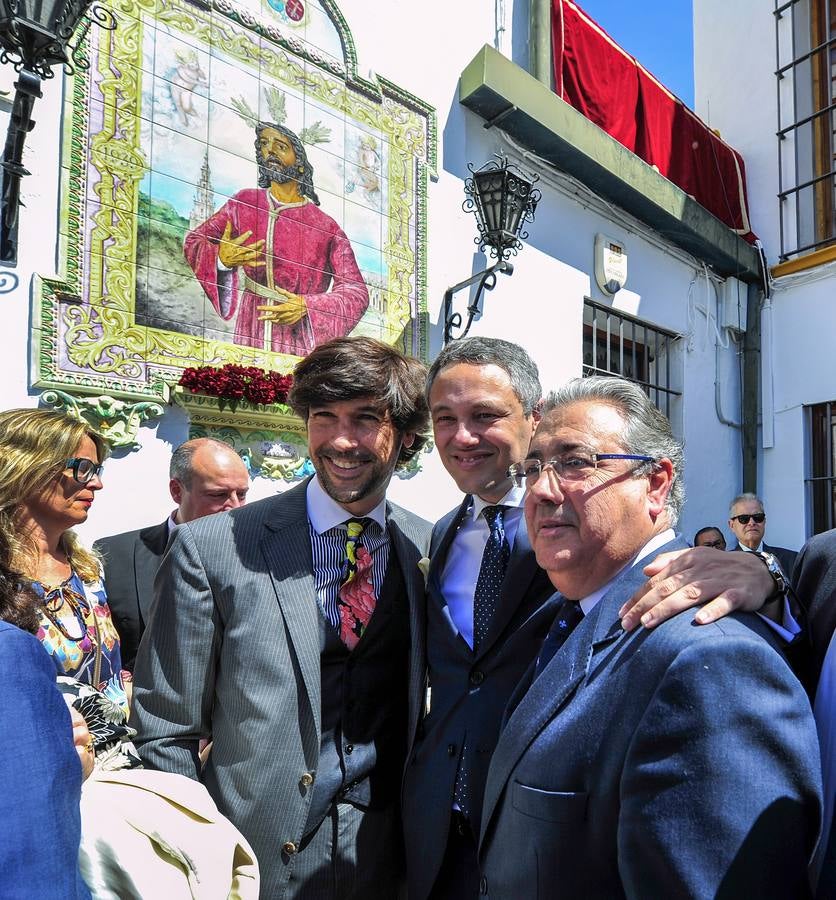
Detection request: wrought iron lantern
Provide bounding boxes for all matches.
[0,0,116,265]
[444,154,541,343]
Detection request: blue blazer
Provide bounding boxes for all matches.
[479,537,822,899]
[402,495,557,900]
[0,621,90,899]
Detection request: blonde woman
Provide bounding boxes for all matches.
[0,408,260,898]
[0,408,128,712]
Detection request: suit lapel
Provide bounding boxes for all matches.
[426,498,473,652]
[480,536,687,843]
[387,506,428,747]
[260,482,321,740]
[479,604,592,839]
[135,521,169,623]
[427,497,470,594]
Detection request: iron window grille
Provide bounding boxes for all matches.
[582,299,682,419]
[775,0,836,259]
[806,400,836,534]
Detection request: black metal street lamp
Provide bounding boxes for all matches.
[0,0,116,265]
[443,154,541,343]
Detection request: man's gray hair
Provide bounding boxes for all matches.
[425,337,542,415]
[541,376,685,525]
[729,492,763,515]
[169,438,238,488]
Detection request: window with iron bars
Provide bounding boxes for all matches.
[582,299,681,419]
[775,0,836,259]
[807,400,836,534]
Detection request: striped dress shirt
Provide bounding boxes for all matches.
[306,476,390,632]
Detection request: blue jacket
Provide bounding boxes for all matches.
[0,620,90,899]
[479,537,822,899]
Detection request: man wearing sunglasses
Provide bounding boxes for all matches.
[729,493,797,580]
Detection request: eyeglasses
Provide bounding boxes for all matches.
[64,457,104,485]
[731,513,765,525]
[508,453,656,488]
[698,539,726,549]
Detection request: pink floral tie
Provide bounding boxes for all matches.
[337,519,377,650]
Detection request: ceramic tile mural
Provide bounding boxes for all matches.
[33,0,434,406]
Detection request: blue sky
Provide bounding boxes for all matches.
[575,0,695,107]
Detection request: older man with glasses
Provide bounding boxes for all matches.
[729,492,798,580]
[476,376,820,900]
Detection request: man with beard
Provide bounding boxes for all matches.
[184,122,369,356]
[132,337,430,899]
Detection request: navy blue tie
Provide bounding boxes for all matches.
[534,598,584,679]
[452,506,511,823]
[472,505,510,653]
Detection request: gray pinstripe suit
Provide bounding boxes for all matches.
[131,479,430,898]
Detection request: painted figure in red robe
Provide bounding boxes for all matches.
[184,123,370,356]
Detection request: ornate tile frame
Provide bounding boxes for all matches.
[30,0,435,461]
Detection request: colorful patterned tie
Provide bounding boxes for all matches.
[534,598,585,679]
[472,505,510,653]
[337,518,377,650]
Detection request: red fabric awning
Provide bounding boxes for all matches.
[552,0,755,242]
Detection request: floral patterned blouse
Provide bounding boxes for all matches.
[32,571,129,715]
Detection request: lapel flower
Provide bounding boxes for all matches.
[417,557,431,585]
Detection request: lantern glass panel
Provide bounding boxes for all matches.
[474,169,505,236]
[19,0,59,30]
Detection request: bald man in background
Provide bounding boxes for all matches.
[94,438,250,670]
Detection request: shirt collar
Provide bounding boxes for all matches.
[168,510,180,534]
[579,527,676,615]
[306,474,387,535]
[738,541,764,553]
[470,483,526,521]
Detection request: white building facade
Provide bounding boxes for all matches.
[0,0,751,544]
[695,0,836,549]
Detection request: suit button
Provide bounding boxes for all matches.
[470,670,485,686]
[447,743,457,757]
[345,744,354,755]
[479,875,488,894]
[282,841,298,855]
[300,772,314,787]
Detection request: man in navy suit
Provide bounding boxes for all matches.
[478,376,821,899]
[403,338,558,900]
[95,438,250,670]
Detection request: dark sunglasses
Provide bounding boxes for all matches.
[731,513,765,525]
[64,457,104,485]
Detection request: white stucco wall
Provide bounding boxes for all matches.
[695,0,836,548]
[0,0,743,547]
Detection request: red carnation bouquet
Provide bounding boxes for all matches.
[178,364,293,410]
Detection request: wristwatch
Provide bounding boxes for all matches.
[750,551,788,605]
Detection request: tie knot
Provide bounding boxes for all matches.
[345,518,368,539]
[483,505,505,528]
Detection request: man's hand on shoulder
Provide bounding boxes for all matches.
[619,547,774,631]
